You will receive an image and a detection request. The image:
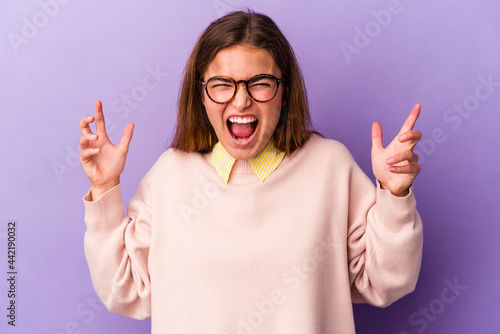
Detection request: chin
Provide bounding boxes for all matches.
[226,144,261,160]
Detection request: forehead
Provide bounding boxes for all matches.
[205,45,281,80]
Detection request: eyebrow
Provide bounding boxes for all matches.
[210,77,233,83]
[249,76,270,82]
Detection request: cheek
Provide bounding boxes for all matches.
[205,104,226,129]
[270,101,283,124]
[271,106,281,124]
[260,104,282,136]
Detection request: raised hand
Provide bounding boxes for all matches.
[78,100,135,200]
[371,103,422,197]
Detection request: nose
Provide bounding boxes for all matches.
[231,82,251,110]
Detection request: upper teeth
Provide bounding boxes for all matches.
[228,116,257,124]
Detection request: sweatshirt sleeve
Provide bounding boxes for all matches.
[83,180,152,320]
[347,162,423,308]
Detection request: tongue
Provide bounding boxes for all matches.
[230,122,255,138]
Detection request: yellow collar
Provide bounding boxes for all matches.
[211,139,285,184]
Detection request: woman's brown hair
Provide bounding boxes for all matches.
[171,10,316,155]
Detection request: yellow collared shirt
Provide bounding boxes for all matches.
[211,139,285,184]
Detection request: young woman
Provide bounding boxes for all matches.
[79,11,423,334]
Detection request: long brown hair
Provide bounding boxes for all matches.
[171,10,316,155]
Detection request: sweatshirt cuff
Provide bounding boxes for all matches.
[374,181,419,233]
[376,180,414,198]
[83,184,125,232]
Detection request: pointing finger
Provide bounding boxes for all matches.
[371,121,383,152]
[94,100,108,138]
[398,103,421,135]
[118,123,135,153]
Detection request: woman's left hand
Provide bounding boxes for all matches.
[371,103,422,197]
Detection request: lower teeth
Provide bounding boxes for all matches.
[235,135,248,140]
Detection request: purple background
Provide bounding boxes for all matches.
[1,0,499,333]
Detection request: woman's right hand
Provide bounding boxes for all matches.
[78,100,135,200]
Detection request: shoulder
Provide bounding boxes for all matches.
[298,134,355,163]
[280,134,358,179]
[156,147,198,164]
[275,134,365,188]
[143,148,207,179]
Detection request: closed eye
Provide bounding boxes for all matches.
[250,82,271,87]
[211,83,233,88]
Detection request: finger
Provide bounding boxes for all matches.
[79,133,99,150]
[94,100,108,138]
[78,147,100,164]
[386,150,418,166]
[389,162,421,175]
[79,116,95,136]
[118,123,135,153]
[398,103,421,134]
[371,122,383,152]
[398,129,422,144]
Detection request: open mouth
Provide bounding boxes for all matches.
[227,116,258,141]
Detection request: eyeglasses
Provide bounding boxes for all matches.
[200,74,285,104]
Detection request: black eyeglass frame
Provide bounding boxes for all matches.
[200,73,285,104]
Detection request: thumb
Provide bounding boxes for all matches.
[118,123,135,153]
[371,122,383,154]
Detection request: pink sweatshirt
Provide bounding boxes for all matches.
[83,135,423,333]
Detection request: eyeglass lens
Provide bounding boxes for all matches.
[206,75,278,103]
